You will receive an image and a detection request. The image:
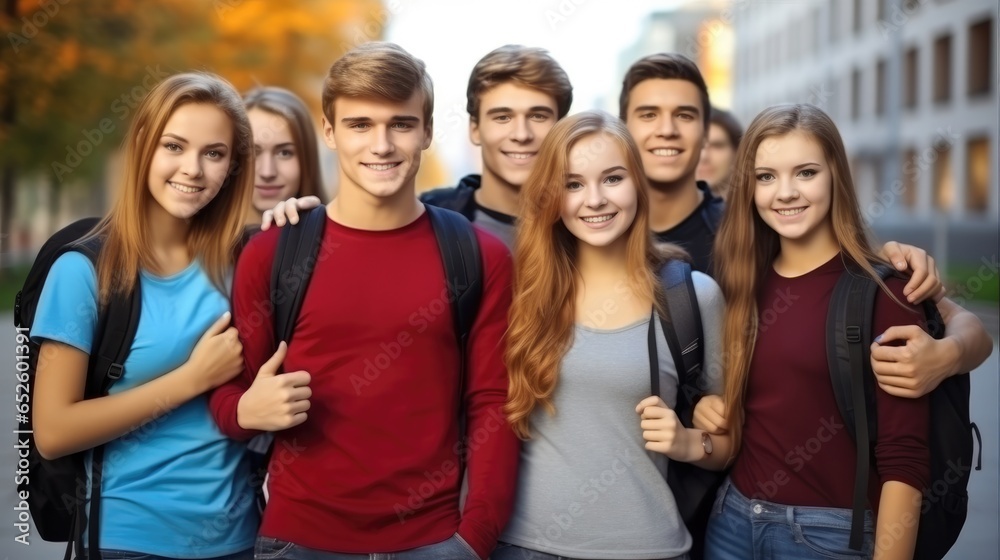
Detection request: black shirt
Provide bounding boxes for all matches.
[653,181,725,276]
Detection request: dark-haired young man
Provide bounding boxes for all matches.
[210,42,518,560]
[420,44,573,248]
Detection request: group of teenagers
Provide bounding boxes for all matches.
[27,40,994,560]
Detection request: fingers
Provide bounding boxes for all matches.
[879,241,906,270]
[202,312,232,339]
[260,209,274,231]
[283,197,301,225]
[257,341,287,378]
[876,378,923,399]
[635,395,666,413]
[294,195,322,210]
[872,325,922,347]
[281,371,311,387]
[905,256,940,303]
[273,200,288,228]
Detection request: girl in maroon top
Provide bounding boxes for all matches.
[698,104,930,560]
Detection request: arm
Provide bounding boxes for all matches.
[878,241,941,303]
[871,297,992,398]
[208,231,311,439]
[258,196,322,231]
[31,253,244,459]
[874,481,922,560]
[456,233,521,560]
[637,396,734,471]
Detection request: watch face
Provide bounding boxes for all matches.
[702,432,713,455]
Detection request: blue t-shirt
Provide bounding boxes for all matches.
[31,252,258,557]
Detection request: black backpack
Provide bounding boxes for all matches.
[826,263,983,558]
[648,259,725,560]
[246,205,483,494]
[14,218,142,560]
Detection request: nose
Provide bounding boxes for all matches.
[181,152,203,178]
[510,116,534,143]
[775,174,800,202]
[257,152,276,181]
[584,183,607,209]
[655,115,679,139]
[370,126,394,157]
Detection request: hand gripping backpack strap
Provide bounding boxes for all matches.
[826,263,887,551]
[271,206,328,345]
[425,205,483,467]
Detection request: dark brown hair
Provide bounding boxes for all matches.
[467,45,573,123]
[619,53,710,128]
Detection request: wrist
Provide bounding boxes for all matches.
[681,428,707,463]
[943,336,963,378]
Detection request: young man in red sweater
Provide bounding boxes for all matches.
[209,42,519,560]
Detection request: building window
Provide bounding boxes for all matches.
[934,144,954,210]
[853,0,863,34]
[829,0,838,44]
[876,59,887,116]
[966,137,990,212]
[933,33,952,103]
[904,47,919,109]
[901,148,918,209]
[877,0,887,22]
[968,18,993,96]
[851,68,862,120]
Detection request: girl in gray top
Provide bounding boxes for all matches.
[496,111,733,560]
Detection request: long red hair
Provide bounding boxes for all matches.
[505,110,673,439]
[714,103,899,452]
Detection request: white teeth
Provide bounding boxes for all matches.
[652,148,681,156]
[365,163,399,171]
[506,153,534,160]
[582,215,614,223]
[776,208,805,216]
[170,182,203,194]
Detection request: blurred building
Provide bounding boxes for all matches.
[732,0,997,266]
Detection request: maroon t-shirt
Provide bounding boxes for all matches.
[209,212,519,558]
[731,255,930,510]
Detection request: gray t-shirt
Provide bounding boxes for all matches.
[500,271,724,559]
[472,208,515,249]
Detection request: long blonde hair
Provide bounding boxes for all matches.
[505,110,677,439]
[715,103,897,452]
[89,72,253,303]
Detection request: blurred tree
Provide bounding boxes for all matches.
[0,0,384,269]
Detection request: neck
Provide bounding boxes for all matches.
[773,223,840,277]
[245,205,262,227]
[475,168,520,217]
[328,178,422,231]
[145,199,192,273]
[647,175,703,232]
[575,237,630,284]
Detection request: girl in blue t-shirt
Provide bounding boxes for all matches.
[31,72,260,560]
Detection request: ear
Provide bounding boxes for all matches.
[421,121,433,151]
[469,118,481,147]
[321,117,336,151]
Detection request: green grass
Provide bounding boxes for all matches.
[0,265,31,313]
[946,264,1000,304]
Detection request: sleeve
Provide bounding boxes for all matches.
[692,271,726,395]
[208,229,281,440]
[30,252,99,354]
[456,228,521,560]
[872,277,931,491]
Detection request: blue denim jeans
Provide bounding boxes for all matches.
[490,542,689,560]
[254,534,479,560]
[704,478,874,559]
[83,549,253,560]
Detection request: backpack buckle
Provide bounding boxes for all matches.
[846,326,862,343]
[107,363,124,380]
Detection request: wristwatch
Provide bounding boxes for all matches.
[701,431,713,456]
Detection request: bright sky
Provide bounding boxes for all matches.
[386,0,684,182]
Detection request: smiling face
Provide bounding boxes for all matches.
[248,108,302,212]
[323,93,431,201]
[753,130,835,248]
[147,102,234,221]
[560,134,639,249]
[471,82,559,192]
[624,78,706,189]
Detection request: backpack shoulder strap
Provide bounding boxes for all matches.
[271,206,327,345]
[425,204,482,349]
[657,259,704,427]
[825,261,892,551]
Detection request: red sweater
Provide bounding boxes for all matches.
[731,255,930,510]
[209,212,519,558]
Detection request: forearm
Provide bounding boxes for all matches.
[36,363,205,459]
[938,297,993,375]
[873,480,922,560]
[676,428,734,470]
[209,378,259,440]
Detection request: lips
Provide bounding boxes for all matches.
[650,148,682,157]
[255,185,284,196]
[169,181,204,194]
[363,162,401,171]
[775,207,806,216]
[502,151,536,163]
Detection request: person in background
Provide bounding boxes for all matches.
[696,107,742,200]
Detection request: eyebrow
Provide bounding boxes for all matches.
[631,105,701,116]
[162,133,228,150]
[484,106,556,116]
[754,162,821,172]
[340,116,421,125]
[567,166,628,179]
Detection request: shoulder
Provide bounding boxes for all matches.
[691,269,725,313]
[51,250,98,280]
[235,226,282,281]
[873,273,925,326]
[474,225,512,273]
